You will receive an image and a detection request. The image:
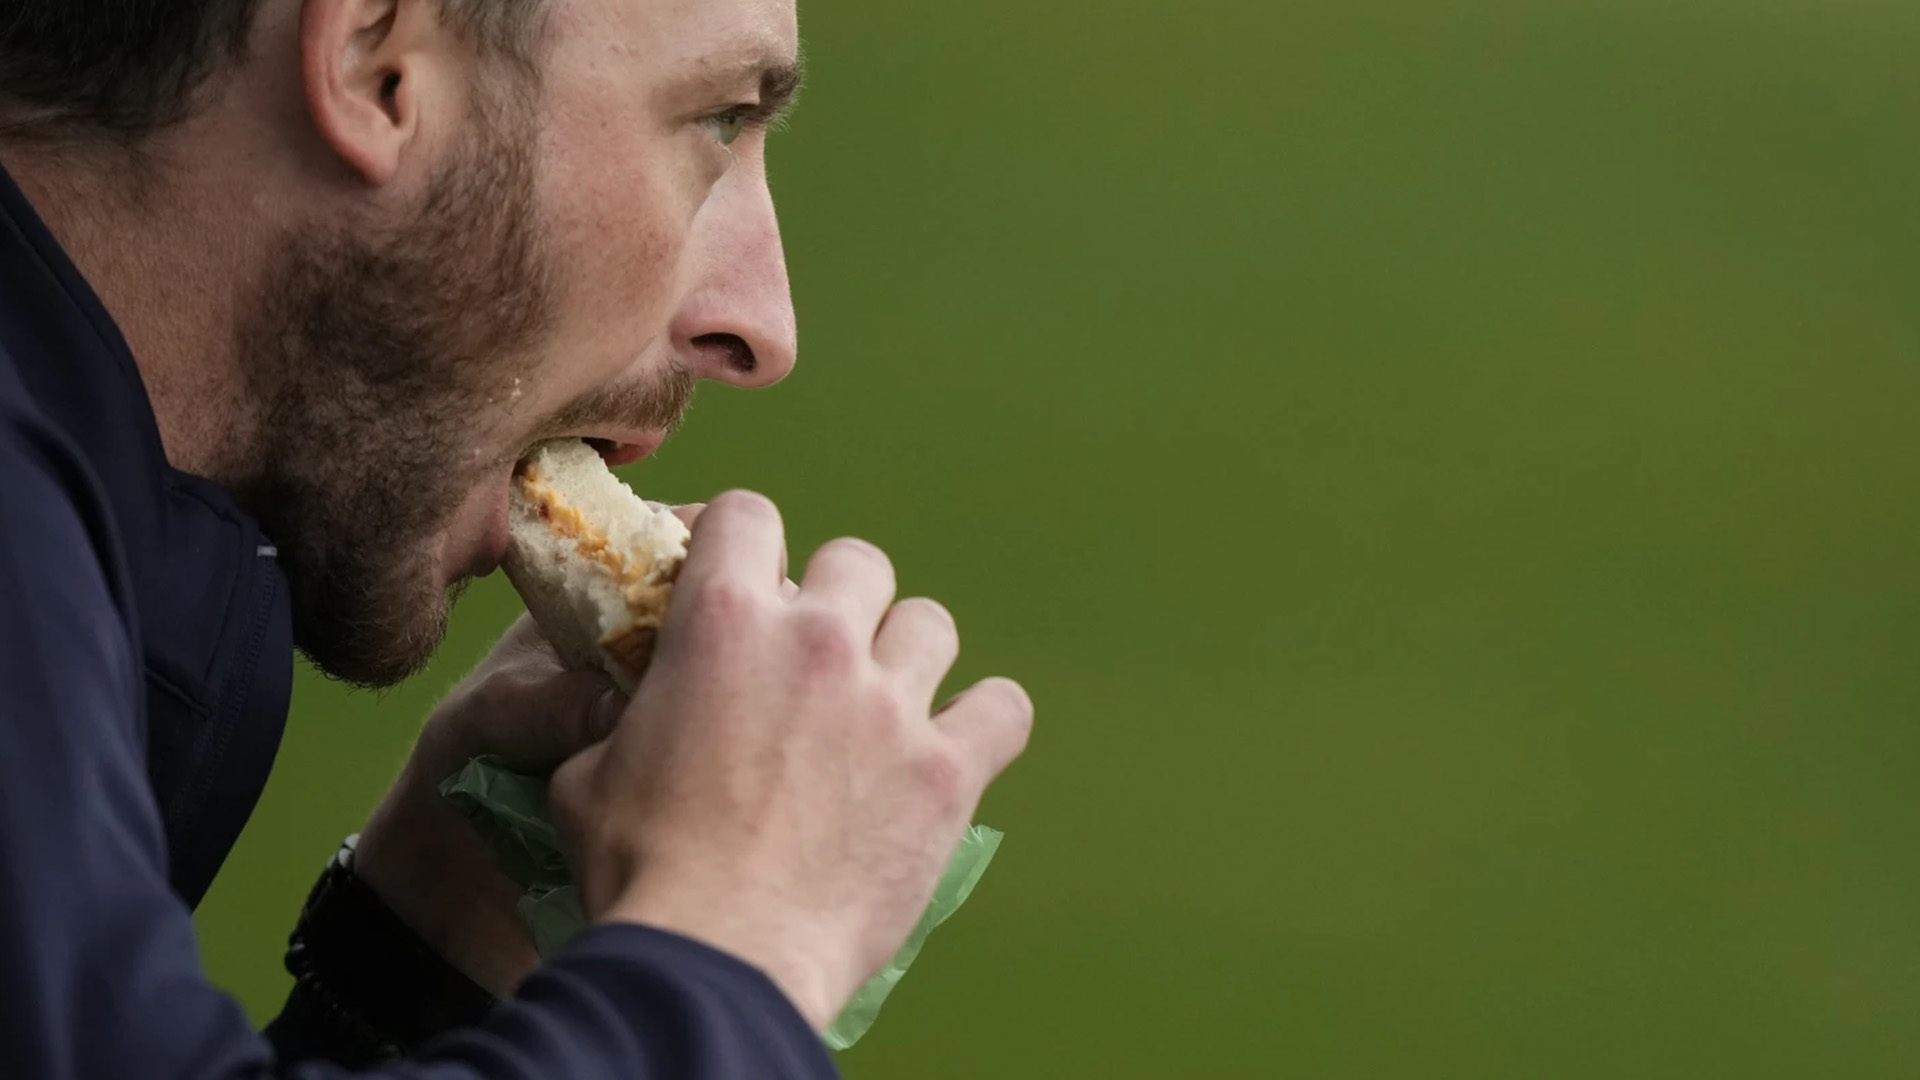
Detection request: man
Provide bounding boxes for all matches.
[0,0,1032,1076]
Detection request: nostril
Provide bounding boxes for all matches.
[692,332,756,376]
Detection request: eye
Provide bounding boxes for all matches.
[704,105,751,147]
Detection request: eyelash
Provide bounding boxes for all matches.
[704,101,787,146]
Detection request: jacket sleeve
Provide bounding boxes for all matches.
[0,415,840,1079]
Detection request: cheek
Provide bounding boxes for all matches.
[538,125,705,375]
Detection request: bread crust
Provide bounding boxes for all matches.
[598,625,661,682]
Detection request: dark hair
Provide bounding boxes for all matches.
[0,1,547,143]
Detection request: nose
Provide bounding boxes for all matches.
[670,161,797,389]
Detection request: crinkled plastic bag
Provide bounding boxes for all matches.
[820,820,1001,1050]
[441,755,1003,1050]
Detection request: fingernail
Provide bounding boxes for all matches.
[590,690,625,741]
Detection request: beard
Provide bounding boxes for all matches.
[232,83,691,688]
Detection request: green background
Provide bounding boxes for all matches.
[197,2,1920,1076]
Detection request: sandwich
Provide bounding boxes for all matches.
[502,439,690,692]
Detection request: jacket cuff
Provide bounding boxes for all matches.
[525,923,839,1076]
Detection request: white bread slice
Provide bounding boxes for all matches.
[501,439,690,692]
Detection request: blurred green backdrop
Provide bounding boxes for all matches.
[197,2,1920,1076]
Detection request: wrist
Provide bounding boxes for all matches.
[601,884,839,1031]
[281,838,500,1058]
[356,776,539,997]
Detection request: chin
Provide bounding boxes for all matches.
[288,540,466,690]
[296,600,457,690]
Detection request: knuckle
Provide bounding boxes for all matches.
[688,576,752,618]
[823,535,893,574]
[912,745,970,811]
[697,490,779,540]
[970,678,1034,764]
[861,681,913,731]
[713,488,778,521]
[903,595,955,627]
[682,579,764,646]
[983,677,1035,727]
[792,606,862,668]
[901,597,958,642]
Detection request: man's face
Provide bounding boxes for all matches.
[238,0,801,687]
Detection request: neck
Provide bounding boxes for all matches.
[3,136,270,484]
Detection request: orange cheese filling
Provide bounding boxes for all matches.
[519,466,676,626]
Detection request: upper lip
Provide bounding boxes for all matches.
[513,428,670,473]
[573,429,670,467]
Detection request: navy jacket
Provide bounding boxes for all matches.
[0,161,838,1078]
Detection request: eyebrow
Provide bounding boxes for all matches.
[682,45,806,127]
[757,57,804,125]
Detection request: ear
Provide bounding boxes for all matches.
[300,0,452,185]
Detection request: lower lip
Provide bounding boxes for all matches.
[471,481,512,579]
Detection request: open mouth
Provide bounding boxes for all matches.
[513,435,651,470]
[584,436,652,467]
[513,430,667,480]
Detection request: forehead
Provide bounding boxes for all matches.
[549,0,799,78]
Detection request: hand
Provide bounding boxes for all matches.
[549,491,1034,1030]
[354,615,625,996]
[354,503,711,995]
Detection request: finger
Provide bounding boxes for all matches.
[932,677,1034,786]
[873,598,960,699]
[477,667,626,770]
[488,614,597,682]
[665,502,706,530]
[780,576,800,600]
[491,613,558,662]
[545,740,608,879]
[799,537,897,628]
[679,490,787,596]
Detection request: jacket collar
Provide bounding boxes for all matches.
[0,155,295,906]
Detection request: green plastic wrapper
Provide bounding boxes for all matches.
[820,819,1002,1050]
[440,755,1003,1050]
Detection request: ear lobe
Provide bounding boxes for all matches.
[300,0,423,186]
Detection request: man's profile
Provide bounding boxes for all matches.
[0,0,1032,1075]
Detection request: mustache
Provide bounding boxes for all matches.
[536,363,698,443]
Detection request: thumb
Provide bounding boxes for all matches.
[547,741,619,914]
[477,668,625,772]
